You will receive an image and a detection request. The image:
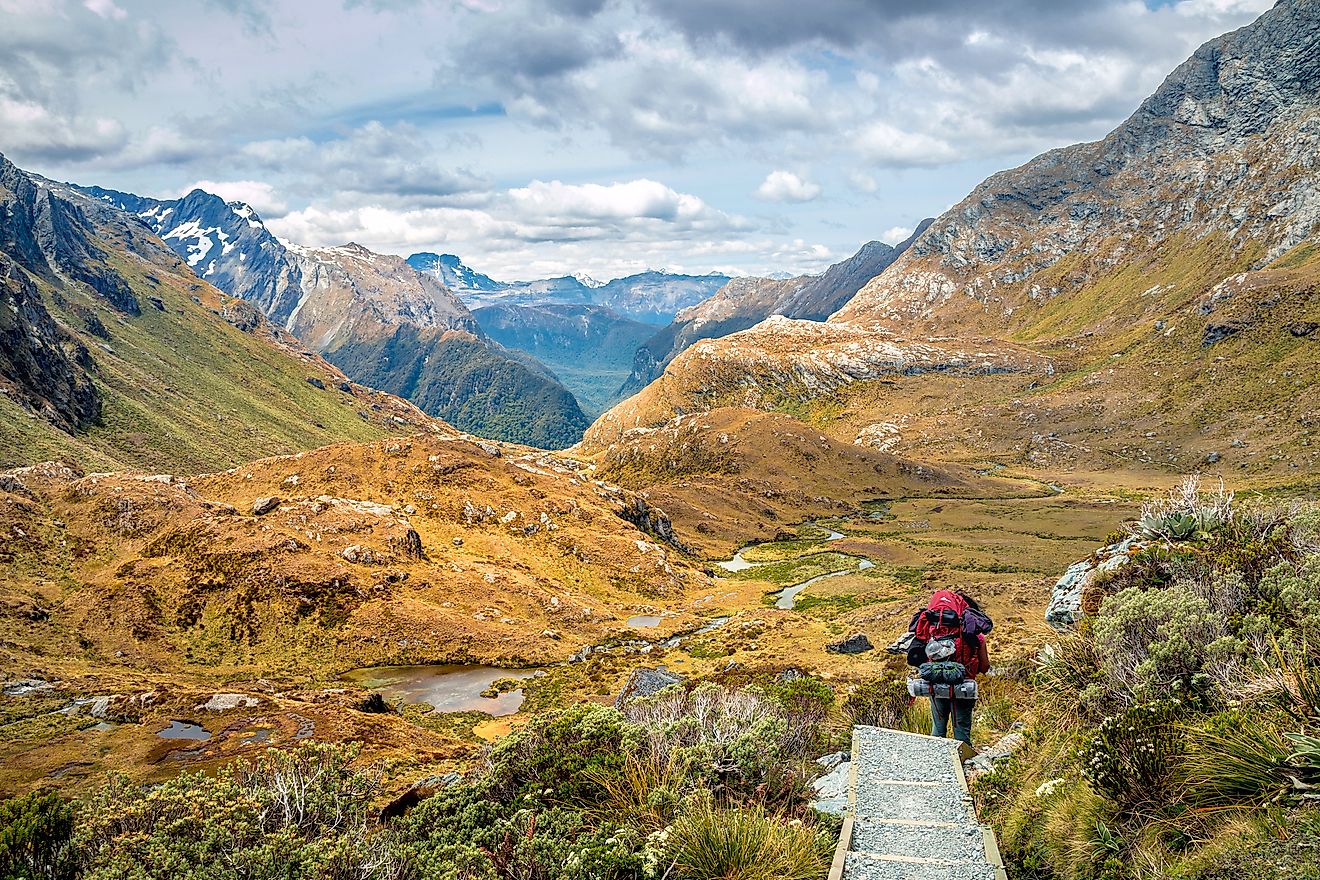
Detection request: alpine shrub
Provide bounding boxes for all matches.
[1080,701,1184,814]
[841,677,910,730]
[1092,586,1242,703]
[0,791,75,880]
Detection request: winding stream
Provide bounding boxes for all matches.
[717,523,876,611]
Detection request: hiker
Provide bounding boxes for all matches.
[902,589,991,747]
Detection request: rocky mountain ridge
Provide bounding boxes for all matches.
[77,187,589,448]
[590,0,1320,476]
[408,252,730,325]
[619,226,933,395]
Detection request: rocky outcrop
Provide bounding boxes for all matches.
[0,254,101,431]
[826,633,874,654]
[620,229,931,395]
[1045,537,1145,629]
[613,666,684,707]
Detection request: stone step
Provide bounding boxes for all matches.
[853,780,978,825]
[843,852,999,880]
[853,726,964,787]
[851,818,990,864]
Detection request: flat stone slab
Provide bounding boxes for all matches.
[844,853,998,880]
[852,819,988,863]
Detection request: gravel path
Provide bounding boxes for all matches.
[839,726,1004,880]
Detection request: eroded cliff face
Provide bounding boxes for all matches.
[0,254,100,432]
[835,0,1320,329]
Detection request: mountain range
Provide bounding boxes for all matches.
[0,155,442,473]
[78,188,590,448]
[407,252,729,324]
[619,224,934,395]
[589,0,1320,479]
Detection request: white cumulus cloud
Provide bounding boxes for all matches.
[753,170,821,203]
[880,225,913,245]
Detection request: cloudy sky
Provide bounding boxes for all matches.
[1,0,1272,281]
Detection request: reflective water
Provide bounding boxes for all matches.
[772,570,850,610]
[341,665,537,716]
[626,615,664,628]
[157,720,210,740]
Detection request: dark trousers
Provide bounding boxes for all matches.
[931,696,974,746]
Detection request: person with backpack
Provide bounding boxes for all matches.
[901,590,992,747]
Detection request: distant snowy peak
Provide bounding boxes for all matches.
[571,272,604,289]
[407,252,502,292]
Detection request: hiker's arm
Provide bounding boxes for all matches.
[978,637,989,672]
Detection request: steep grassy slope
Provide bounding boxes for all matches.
[327,327,591,450]
[0,157,432,474]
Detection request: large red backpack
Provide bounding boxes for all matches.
[908,590,990,680]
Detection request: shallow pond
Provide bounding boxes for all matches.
[157,720,210,740]
[716,550,755,572]
[626,614,664,628]
[342,665,538,716]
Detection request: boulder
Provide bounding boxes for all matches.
[252,496,282,516]
[826,633,873,655]
[613,666,684,707]
[775,666,807,683]
[811,760,851,816]
[964,730,1025,776]
[1046,536,1142,629]
[195,693,260,712]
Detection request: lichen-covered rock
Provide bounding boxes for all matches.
[1045,536,1145,629]
[613,666,683,707]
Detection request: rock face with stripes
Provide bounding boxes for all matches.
[834,726,1006,880]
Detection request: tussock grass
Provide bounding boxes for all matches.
[665,802,831,880]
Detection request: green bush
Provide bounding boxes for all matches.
[1092,587,1242,703]
[1080,701,1185,815]
[767,678,834,754]
[841,677,909,730]
[483,703,636,804]
[0,791,75,880]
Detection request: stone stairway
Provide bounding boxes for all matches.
[828,726,1007,880]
